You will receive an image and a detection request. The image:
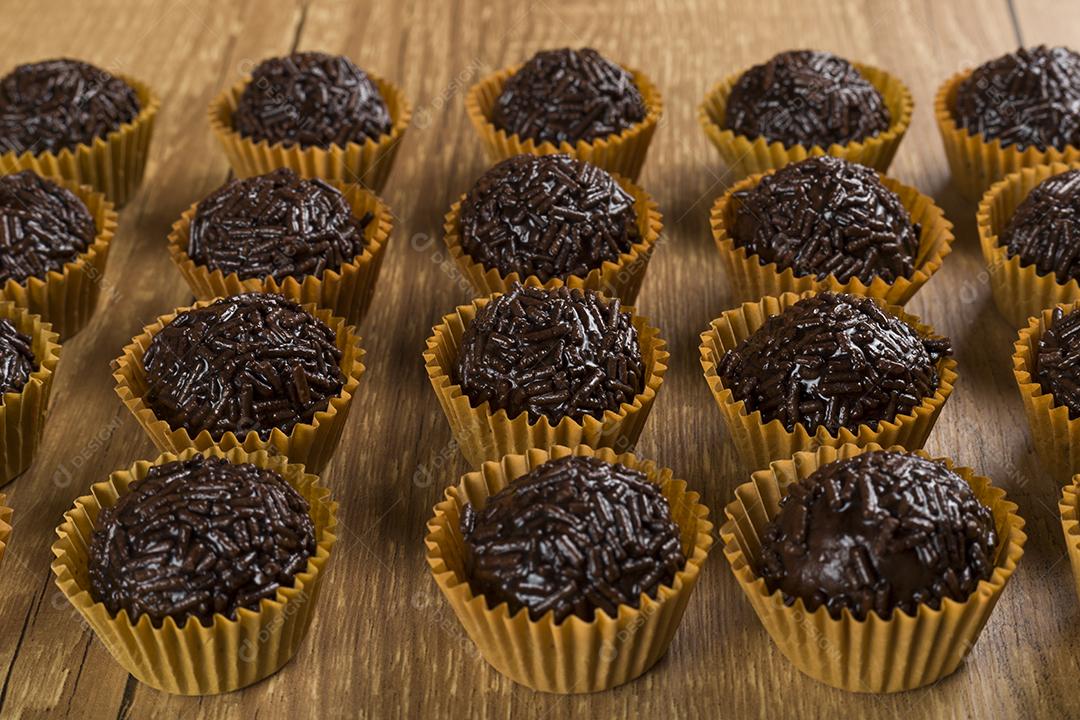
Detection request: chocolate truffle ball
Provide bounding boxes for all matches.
[954,46,1080,151]
[461,454,684,622]
[723,50,891,149]
[458,154,641,281]
[0,318,34,395]
[143,293,345,440]
[717,293,951,434]
[758,451,998,620]
[88,455,316,626]
[234,52,392,149]
[0,59,140,155]
[1036,305,1080,418]
[455,283,644,423]
[731,156,920,284]
[492,48,647,145]
[0,170,96,285]
[1001,169,1080,281]
[187,168,372,282]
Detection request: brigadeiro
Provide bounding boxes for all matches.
[759,450,996,619]
[0,317,35,395]
[461,454,684,622]
[1035,305,1080,419]
[459,154,639,281]
[87,455,316,626]
[1001,169,1080,283]
[233,52,391,149]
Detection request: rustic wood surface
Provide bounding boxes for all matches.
[0,0,1077,717]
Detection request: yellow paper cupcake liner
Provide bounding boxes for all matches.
[112,300,364,475]
[975,162,1080,328]
[0,75,158,207]
[1,177,117,340]
[722,442,1025,693]
[1059,480,1080,603]
[167,179,393,326]
[50,446,337,695]
[442,171,663,302]
[1012,302,1080,483]
[465,65,662,182]
[425,444,712,693]
[0,495,10,565]
[208,73,411,193]
[711,170,953,306]
[698,63,912,181]
[424,296,669,466]
[935,70,1080,202]
[699,291,957,472]
[0,301,61,486]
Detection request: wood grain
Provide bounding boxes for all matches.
[0,0,1076,717]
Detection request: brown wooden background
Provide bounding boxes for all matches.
[0,0,1077,717]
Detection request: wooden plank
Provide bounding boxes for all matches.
[1012,0,1080,47]
[0,0,1076,717]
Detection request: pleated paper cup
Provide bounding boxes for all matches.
[976,162,1080,328]
[699,291,957,472]
[425,444,712,693]
[935,70,1080,202]
[424,296,668,466]
[208,73,411,193]
[711,170,953,306]
[441,171,662,302]
[722,442,1025,693]
[698,63,912,181]
[50,446,337,695]
[0,301,61,486]
[1059,480,1080,603]
[112,299,364,475]
[465,65,662,182]
[1,177,117,340]
[0,74,158,207]
[167,179,393,326]
[1012,302,1080,483]
[0,495,10,565]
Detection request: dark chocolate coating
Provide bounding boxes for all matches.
[723,50,891,149]
[188,168,372,282]
[0,317,34,395]
[461,454,684,622]
[1036,305,1080,419]
[732,156,920,284]
[455,283,644,424]
[492,48,646,145]
[0,58,140,155]
[234,52,392,149]
[1001,169,1080,281]
[143,293,344,440]
[458,154,640,282]
[758,450,997,620]
[954,46,1080,151]
[0,170,96,284]
[717,293,951,435]
[88,455,316,626]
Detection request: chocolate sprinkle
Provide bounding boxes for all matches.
[1036,305,1080,419]
[188,168,372,282]
[1001,169,1080,282]
[234,52,392,149]
[758,450,997,620]
[143,293,345,440]
[0,170,97,284]
[723,50,891,149]
[88,455,316,627]
[455,283,645,424]
[0,58,140,155]
[954,46,1080,152]
[717,293,951,435]
[459,154,640,282]
[461,454,684,622]
[492,48,646,145]
[0,317,34,395]
[732,156,920,284]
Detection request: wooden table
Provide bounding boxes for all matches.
[0,0,1078,717]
